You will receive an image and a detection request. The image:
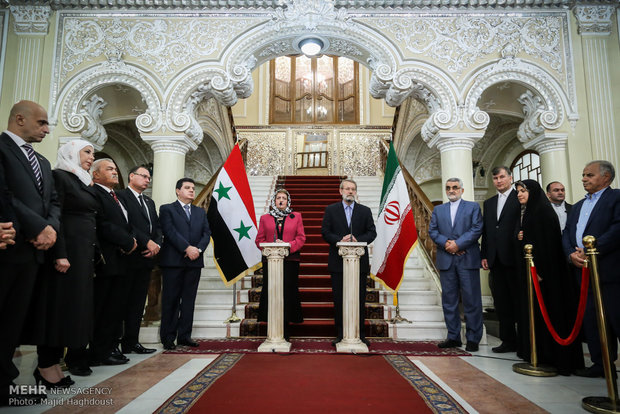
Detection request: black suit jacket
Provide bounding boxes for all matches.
[481,189,521,268]
[0,156,16,224]
[92,184,135,277]
[562,187,620,283]
[0,132,60,264]
[321,201,376,274]
[159,201,211,268]
[117,188,162,270]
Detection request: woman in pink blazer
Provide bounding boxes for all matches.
[255,188,306,340]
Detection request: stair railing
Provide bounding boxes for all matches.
[379,139,441,291]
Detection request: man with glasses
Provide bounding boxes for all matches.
[429,178,484,352]
[117,166,162,356]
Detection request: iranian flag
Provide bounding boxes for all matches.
[370,141,418,303]
[207,144,262,285]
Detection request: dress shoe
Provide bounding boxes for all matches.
[177,339,199,347]
[491,342,516,353]
[33,369,70,389]
[111,347,129,362]
[163,341,176,350]
[575,366,617,379]
[437,339,462,349]
[123,343,156,354]
[331,337,342,347]
[68,366,92,377]
[465,342,479,352]
[100,355,128,366]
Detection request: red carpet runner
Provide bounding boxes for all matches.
[240,175,388,338]
[157,354,467,414]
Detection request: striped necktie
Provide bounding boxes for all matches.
[22,143,42,192]
[184,204,191,220]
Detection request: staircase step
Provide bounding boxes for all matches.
[240,318,389,338]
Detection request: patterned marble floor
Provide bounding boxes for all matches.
[1,336,617,414]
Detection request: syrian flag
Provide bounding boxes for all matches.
[370,141,418,304]
[207,144,262,285]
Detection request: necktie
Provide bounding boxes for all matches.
[139,194,152,231]
[184,204,191,220]
[110,190,120,204]
[22,143,42,192]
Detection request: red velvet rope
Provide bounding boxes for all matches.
[530,266,589,346]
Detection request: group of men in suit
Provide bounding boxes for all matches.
[431,161,620,381]
[0,100,211,406]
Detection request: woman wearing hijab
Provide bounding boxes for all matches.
[514,179,584,375]
[29,140,99,388]
[255,188,306,340]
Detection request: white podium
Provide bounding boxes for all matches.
[336,241,369,353]
[258,242,291,353]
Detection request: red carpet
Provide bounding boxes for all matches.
[163,338,470,356]
[156,353,467,414]
[241,175,389,338]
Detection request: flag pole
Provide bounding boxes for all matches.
[224,283,241,323]
[389,292,411,324]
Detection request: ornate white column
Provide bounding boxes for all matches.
[146,138,191,207]
[430,132,484,202]
[9,5,51,102]
[523,132,570,190]
[573,6,619,173]
[336,242,368,354]
[258,243,291,353]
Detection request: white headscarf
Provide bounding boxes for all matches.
[55,139,94,186]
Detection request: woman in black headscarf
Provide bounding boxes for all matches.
[255,189,305,340]
[514,179,584,375]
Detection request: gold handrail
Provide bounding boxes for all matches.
[194,138,248,210]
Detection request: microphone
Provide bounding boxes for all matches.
[349,216,353,242]
[273,221,277,242]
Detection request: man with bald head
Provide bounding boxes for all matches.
[0,100,60,405]
[563,160,620,378]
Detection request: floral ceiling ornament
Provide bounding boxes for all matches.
[269,0,351,32]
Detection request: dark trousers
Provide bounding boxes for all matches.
[91,274,130,362]
[120,267,152,349]
[330,271,367,340]
[582,282,620,371]
[36,346,64,369]
[489,262,519,345]
[0,261,38,387]
[440,260,483,344]
[160,267,201,343]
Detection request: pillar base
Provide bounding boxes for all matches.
[258,339,291,353]
[336,339,369,353]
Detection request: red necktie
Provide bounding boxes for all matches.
[110,190,120,204]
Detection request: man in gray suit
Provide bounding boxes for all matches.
[0,101,60,406]
[429,178,483,352]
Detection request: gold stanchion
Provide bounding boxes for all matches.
[582,235,620,414]
[513,244,557,377]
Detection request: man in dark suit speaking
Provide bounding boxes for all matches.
[0,100,60,406]
[321,179,376,347]
[429,178,483,352]
[159,178,211,350]
[563,160,620,378]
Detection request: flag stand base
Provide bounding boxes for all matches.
[224,310,241,324]
[389,306,412,324]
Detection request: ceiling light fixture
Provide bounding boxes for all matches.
[298,37,324,57]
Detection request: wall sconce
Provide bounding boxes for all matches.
[294,36,327,57]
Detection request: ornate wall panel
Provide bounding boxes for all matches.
[338,132,389,177]
[239,131,287,176]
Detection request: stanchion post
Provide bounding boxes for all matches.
[513,244,557,377]
[582,235,620,414]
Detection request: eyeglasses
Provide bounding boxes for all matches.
[445,186,461,190]
[134,173,151,180]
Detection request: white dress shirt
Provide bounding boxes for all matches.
[497,187,514,220]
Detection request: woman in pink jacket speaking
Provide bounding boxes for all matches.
[255,188,306,340]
